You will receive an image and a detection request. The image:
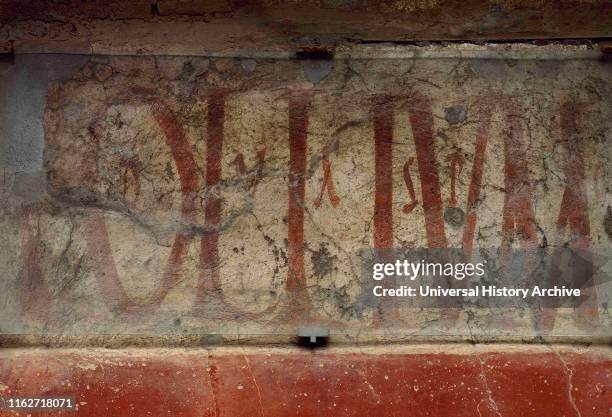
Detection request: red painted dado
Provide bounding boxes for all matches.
[0,348,609,417]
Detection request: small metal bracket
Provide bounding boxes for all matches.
[297,326,330,345]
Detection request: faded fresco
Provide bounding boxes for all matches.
[1,54,610,339]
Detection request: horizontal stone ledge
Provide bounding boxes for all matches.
[0,345,609,416]
[2,0,611,48]
[5,42,609,60]
[0,334,612,348]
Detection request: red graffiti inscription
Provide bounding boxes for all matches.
[314,157,341,208]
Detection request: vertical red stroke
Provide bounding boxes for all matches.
[198,91,226,300]
[462,103,494,254]
[287,91,310,301]
[252,148,266,192]
[402,157,418,214]
[371,96,400,323]
[500,100,538,251]
[556,102,590,248]
[373,96,394,249]
[447,152,464,207]
[408,93,447,248]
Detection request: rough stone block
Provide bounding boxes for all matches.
[157,0,233,15]
[0,0,151,21]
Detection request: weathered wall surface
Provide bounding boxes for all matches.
[1,49,610,342]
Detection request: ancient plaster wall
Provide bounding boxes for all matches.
[1,48,610,342]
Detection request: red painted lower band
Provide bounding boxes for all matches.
[0,348,609,417]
